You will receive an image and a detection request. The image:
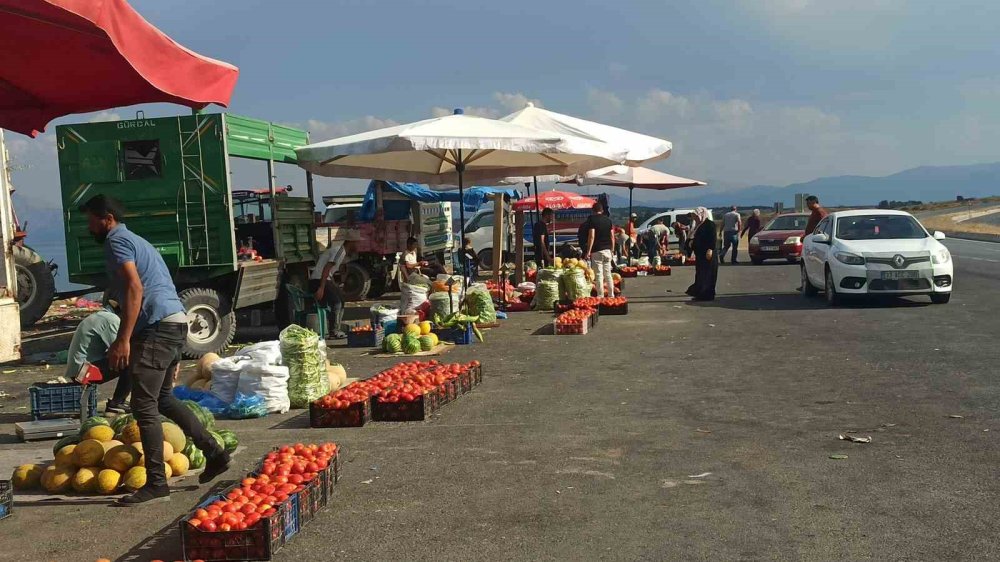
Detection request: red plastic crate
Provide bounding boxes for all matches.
[181,495,286,561]
[309,400,371,428]
[372,392,439,422]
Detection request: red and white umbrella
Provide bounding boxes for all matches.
[512,190,596,211]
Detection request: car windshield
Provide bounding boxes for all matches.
[836,214,927,240]
[765,215,808,230]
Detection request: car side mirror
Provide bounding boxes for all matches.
[933,231,946,240]
[812,232,830,244]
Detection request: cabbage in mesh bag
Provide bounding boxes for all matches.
[279,324,330,409]
[429,291,462,320]
[465,288,496,324]
[560,268,591,301]
[532,280,560,311]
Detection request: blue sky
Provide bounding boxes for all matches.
[8,0,1000,208]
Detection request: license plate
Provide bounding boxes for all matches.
[760,246,779,252]
[881,270,919,280]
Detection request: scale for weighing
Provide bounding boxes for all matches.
[14,365,103,441]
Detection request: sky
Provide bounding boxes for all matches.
[7,0,1000,209]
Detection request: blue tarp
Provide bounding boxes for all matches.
[358,180,520,221]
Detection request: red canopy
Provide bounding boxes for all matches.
[513,190,597,211]
[0,0,239,136]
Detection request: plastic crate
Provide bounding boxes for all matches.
[296,478,323,527]
[598,302,628,315]
[346,326,385,348]
[29,383,97,420]
[318,454,339,506]
[554,318,590,335]
[181,490,286,561]
[309,400,371,428]
[434,324,474,345]
[653,267,672,276]
[372,392,439,422]
[0,480,12,522]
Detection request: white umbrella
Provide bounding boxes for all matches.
[295,109,626,282]
[568,166,707,217]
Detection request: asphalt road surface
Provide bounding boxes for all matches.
[1,240,998,561]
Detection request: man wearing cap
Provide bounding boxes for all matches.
[312,235,357,339]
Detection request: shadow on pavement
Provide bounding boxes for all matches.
[689,292,932,311]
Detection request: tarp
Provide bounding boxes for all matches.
[358,180,520,221]
[0,0,239,136]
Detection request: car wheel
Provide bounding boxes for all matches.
[751,257,764,265]
[825,268,841,307]
[930,293,951,304]
[478,249,494,270]
[786,257,800,264]
[801,264,818,297]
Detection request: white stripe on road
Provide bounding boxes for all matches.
[954,255,1000,263]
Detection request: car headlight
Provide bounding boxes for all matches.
[932,249,951,264]
[750,236,759,246]
[783,236,801,245]
[834,252,865,265]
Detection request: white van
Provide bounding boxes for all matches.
[636,209,713,245]
[463,207,593,269]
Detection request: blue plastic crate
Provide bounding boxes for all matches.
[434,324,474,345]
[29,383,97,420]
[0,480,12,522]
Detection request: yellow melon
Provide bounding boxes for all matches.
[96,469,122,494]
[123,466,146,491]
[164,463,173,479]
[71,466,100,493]
[73,439,106,467]
[41,465,75,493]
[133,441,174,466]
[419,320,432,335]
[11,464,44,490]
[101,439,124,454]
[54,444,78,468]
[403,323,421,337]
[103,444,140,472]
[167,452,189,477]
[161,422,186,455]
[119,421,141,444]
[198,352,221,379]
[82,425,115,442]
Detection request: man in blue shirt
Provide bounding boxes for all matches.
[81,195,228,506]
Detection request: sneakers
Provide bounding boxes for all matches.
[199,450,231,484]
[115,485,170,507]
[105,401,131,414]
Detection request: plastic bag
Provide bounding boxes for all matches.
[224,393,269,420]
[429,291,462,319]
[407,272,432,287]
[516,282,536,292]
[237,357,291,414]
[209,356,250,404]
[279,324,330,409]
[399,282,430,313]
[172,386,229,415]
[370,305,399,328]
[234,341,282,365]
[560,268,591,301]
[536,268,564,283]
[532,280,560,311]
[465,288,496,324]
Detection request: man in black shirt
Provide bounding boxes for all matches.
[583,202,615,297]
[532,208,553,267]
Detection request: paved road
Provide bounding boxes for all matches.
[1,243,998,561]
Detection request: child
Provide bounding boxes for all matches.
[462,237,480,280]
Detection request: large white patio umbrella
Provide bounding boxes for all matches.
[568,166,707,217]
[295,109,626,281]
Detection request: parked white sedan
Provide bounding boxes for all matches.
[801,209,954,305]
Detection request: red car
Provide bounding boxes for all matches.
[748,212,809,264]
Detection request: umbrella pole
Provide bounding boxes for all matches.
[457,149,468,291]
[629,186,633,218]
[533,176,546,262]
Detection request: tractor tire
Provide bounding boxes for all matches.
[366,272,390,299]
[342,262,371,301]
[14,245,56,328]
[179,287,235,358]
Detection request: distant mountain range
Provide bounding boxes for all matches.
[604,162,1000,210]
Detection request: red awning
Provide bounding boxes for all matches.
[512,190,597,211]
[0,0,239,136]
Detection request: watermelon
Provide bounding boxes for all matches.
[208,430,226,452]
[78,416,110,438]
[216,429,238,453]
[419,335,435,352]
[52,434,80,456]
[383,333,403,353]
[181,400,215,430]
[188,448,206,470]
[402,334,421,354]
[110,413,133,435]
[182,437,197,458]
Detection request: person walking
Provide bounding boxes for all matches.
[672,216,690,259]
[583,202,615,298]
[81,195,227,506]
[532,208,553,268]
[686,207,719,301]
[719,206,742,264]
[803,195,829,237]
[742,209,763,242]
[311,236,356,339]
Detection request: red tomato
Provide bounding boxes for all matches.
[199,520,217,532]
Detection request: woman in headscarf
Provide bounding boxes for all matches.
[686,207,719,301]
[742,208,763,241]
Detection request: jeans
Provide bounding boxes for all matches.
[721,230,739,263]
[590,249,614,298]
[129,321,222,488]
[308,279,346,335]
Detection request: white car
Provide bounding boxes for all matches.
[636,208,712,245]
[800,209,953,305]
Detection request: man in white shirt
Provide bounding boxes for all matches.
[311,238,356,339]
[720,206,742,265]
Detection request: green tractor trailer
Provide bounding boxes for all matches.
[56,113,318,357]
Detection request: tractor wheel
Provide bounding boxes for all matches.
[14,245,56,328]
[366,271,390,299]
[179,287,235,358]
[342,262,371,301]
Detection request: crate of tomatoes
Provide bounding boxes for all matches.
[618,266,639,278]
[554,308,595,335]
[370,360,482,421]
[653,265,672,276]
[346,324,384,348]
[598,296,629,315]
[181,485,290,561]
[311,387,374,428]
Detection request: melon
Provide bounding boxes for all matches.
[41,465,74,493]
[83,425,115,443]
[383,333,403,353]
[119,421,142,445]
[123,466,146,491]
[419,320,432,335]
[54,444,78,468]
[161,422,186,454]
[403,323,422,337]
[71,466,100,493]
[103,444,140,472]
[189,379,208,391]
[74,439,106,467]
[96,469,122,494]
[78,416,111,438]
[164,462,173,479]
[52,434,81,456]
[197,352,220,379]
[426,333,439,347]
[167,452,190,477]
[110,413,133,435]
[134,441,174,466]
[11,464,44,490]
[402,334,421,354]
[327,363,347,390]
[419,335,435,352]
